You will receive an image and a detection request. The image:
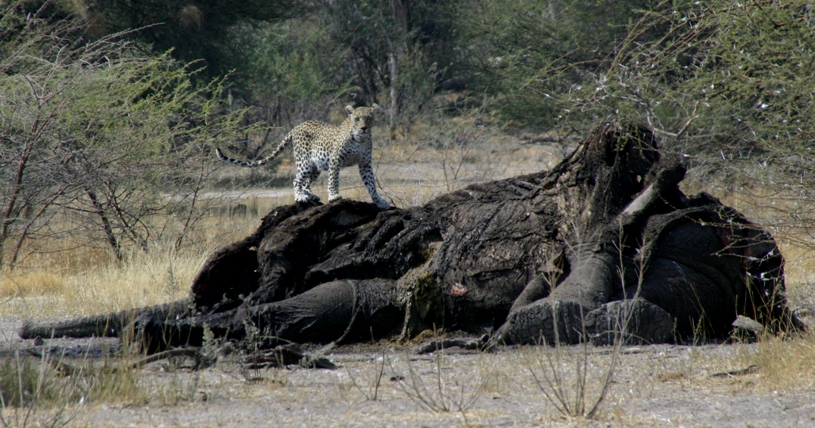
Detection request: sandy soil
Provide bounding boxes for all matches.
[2,318,814,427]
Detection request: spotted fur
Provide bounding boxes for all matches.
[216,104,389,210]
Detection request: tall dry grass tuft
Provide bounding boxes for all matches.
[0,213,265,319]
[0,347,146,427]
[389,351,493,422]
[746,332,815,391]
[0,246,197,319]
[345,348,388,401]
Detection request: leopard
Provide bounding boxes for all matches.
[216,104,390,210]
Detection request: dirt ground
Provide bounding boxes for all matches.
[2,318,815,428]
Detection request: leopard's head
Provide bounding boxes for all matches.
[346,103,380,138]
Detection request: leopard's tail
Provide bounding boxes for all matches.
[215,134,292,168]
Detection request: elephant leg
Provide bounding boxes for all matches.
[135,309,234,353]
[244,279,400,344]
[584,298,674,345]
[491,297,674,347]
[491,299,587,346]
[137,279,401,353]
[491,248,619,346]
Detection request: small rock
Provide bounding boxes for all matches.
[731,315,764,342]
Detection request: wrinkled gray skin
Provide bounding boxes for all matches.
[20,123,803,351]
[493,161,801,346]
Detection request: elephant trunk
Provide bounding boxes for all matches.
[19,299,191,340]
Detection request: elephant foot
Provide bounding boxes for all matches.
[491,298,675,347]
[131,311,239,354]
[491,299,587,346]
[415,334,491,354]
[131,313,187,354]
[584,299,674,345]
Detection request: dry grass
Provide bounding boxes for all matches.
[0,213,261,318]
[1,250,186,318]
[749,332,815,390]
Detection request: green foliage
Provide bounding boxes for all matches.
[321,0,449,134]
[232,19,343,101]
[567,1,815,180]
[76,0,302,77]
[6,1,460,136]
[458,0,815,192]
[0,7,250,267]
[456,0,657,127]
[224,18,348,126]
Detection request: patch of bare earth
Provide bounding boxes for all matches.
[3,319,815,427]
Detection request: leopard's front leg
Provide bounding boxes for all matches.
[327,156,343,203]
[359,162,390,210]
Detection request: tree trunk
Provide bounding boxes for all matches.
[388,51,399,139]
[0,140,35,270]
[84,187,123,261]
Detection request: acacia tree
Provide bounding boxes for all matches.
[561,0,815,243]
[74,0,301,77]
[455,0,659,128]
[222,17,347,134]
[322,0,452,137]
[0,2,84,269]
[0,2,248,269]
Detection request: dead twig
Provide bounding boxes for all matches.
[710,365,761,378]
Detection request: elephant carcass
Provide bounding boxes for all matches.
[493,165,801,345]
[19,122,802,350]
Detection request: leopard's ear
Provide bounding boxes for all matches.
[371,103,381,110]
[345,105,355,115]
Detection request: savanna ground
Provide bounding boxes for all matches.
[2,122,815,427]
